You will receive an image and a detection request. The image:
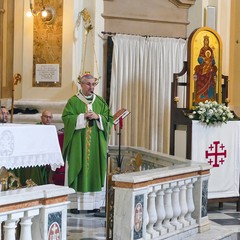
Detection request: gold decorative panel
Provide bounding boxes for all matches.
[32,0,63,87]
[188,27,222,108]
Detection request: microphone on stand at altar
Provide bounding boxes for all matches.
[88,91,109,127]
[91,91,111,218]
[88,119,94,127]
[85,92,95,127]
[87,91,96,127]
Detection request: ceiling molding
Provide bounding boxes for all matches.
[168,0,196,9]
[102,13,189,25]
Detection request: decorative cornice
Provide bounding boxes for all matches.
[169,0,196,9]
[101,13,189,25]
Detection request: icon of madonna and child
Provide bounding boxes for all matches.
[193,35,218,103]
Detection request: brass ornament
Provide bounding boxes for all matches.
[225,98,230,103]
[78,8,101,85]
[174,96,180,102]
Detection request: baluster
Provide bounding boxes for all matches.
[171,182,182,230]
[178,181,190,227]
[4,219,17,240]
[154,187,167,235]
[147,188,158,238]
[185,178,197,225]
[20,217,32,240]
[0,215,7,239]
[4,212,24,240]
[20,209,39,240]
[145,193,151,240]
[162,187,175,232]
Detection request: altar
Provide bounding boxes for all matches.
[0,123,64,170]
[169,27,240,209]
[0,124,73,240]
[191,120,240,199]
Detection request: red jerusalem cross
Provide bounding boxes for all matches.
[205,141,227,167]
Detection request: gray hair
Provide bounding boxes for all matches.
[78,74,95,84]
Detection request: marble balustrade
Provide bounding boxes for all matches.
[0,184,74,240]
[109,146,211,240]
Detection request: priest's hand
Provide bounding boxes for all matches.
[85,111,99,120]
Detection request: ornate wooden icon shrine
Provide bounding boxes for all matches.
[170,26,229,159]
[170,27,240,211]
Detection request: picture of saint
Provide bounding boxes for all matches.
[193,35,218,102]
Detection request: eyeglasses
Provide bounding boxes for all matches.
[82,82,97,87]
[43,115,52,119]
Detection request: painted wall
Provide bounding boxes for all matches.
[13,0,75,101]
[12,0,102,101]
[229,0,240,116]
[10,0,239,110]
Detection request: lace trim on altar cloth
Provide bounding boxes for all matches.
[0,124,64,171]
[0,153,64,171]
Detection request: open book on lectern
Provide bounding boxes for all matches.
[113,108,130,125]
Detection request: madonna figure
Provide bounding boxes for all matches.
[194,35,218,102]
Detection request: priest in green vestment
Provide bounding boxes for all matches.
[62,74,113,213]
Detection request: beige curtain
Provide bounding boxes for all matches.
[109,34,187,153]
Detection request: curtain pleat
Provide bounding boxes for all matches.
[109,34,187,153]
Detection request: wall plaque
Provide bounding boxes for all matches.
[35,64,59,83]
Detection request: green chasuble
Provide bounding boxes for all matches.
[62,93,113,193]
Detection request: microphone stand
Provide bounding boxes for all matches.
[93,94,110,222]
[116,117,123,168]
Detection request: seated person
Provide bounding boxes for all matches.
[14,110,54,186]
[38,110,53,125]
[39,111,65,185]
[0,106,9,123]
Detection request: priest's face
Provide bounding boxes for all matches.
[81,77,96,96]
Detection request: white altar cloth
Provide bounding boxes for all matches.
[192,120,240,199]
[0,123,64,170]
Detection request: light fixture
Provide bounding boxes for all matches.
[26,0,56,24]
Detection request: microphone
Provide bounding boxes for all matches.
[92,92,110,123]
[88,91,94,127]
[89,119,94,127]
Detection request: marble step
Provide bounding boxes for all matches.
[184,224,236,240]
[13,99,67,114]
[12,113,64,130]
[1,98,67,114]
[2,99,67,130]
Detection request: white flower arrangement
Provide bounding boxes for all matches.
[188,100,234,125]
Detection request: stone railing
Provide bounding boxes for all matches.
[108,146,211,240]
[0,184,74,240]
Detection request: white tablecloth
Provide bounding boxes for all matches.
[192,120,240,199]
[0,124,64,170]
